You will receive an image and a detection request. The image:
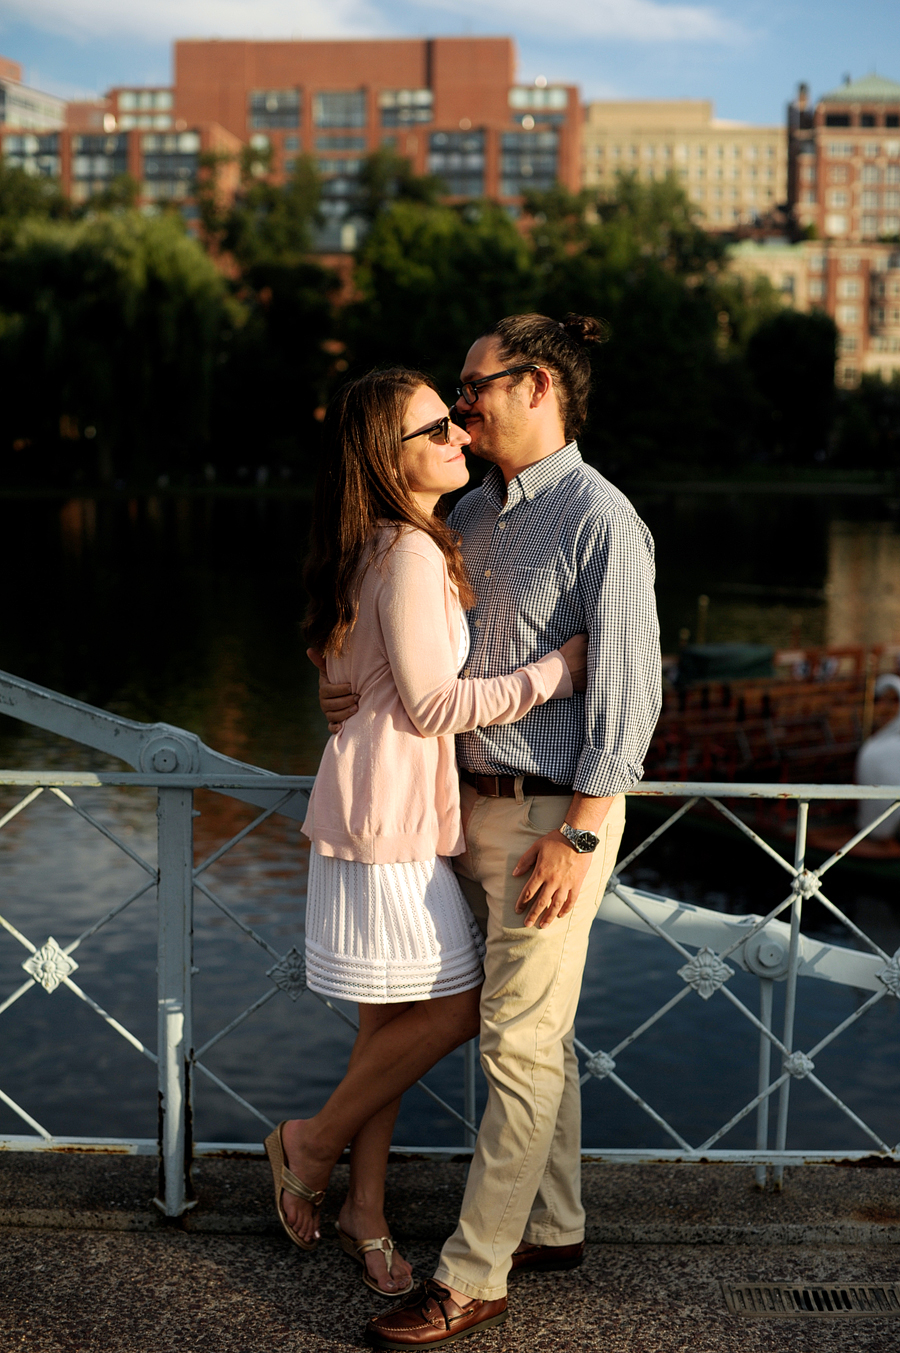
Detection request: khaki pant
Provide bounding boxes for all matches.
[434,784,625,1301]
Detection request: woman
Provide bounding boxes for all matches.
[265,368,585,1297]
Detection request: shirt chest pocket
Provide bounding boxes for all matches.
[504,562,571,629]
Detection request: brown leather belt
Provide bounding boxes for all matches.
[460,769,573,799]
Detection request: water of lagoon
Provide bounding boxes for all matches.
[0,489,898,1155]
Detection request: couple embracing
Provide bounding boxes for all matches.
[265,312,661,1348]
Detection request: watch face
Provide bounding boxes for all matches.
[563,824,599,852]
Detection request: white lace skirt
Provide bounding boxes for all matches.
[305,848,485,1004]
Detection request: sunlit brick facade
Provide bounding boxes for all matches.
[788,74,900,242]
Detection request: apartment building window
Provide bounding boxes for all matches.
[379,90,433,127]
[428,130,485,197]
[2,132,59,177]
[142,131,200,200]
[861,190,879,208]
[861,216,878,235]
[315,135,367,151]
[284,136,300,152]
[837,305,860,324]
[809,279,826,300]
[839,255,860,270]
[318,157,364,221]
[828,190,849,207]
[120,90,172,111]
[837,278,862,298]
[509,87,568,110]
[249,90,300,131]
[830,165,848,182]
[888,116,900,128]
[318,158,363,179]
[887,165,900,183]
[118,90,173,130]
[499,130,558,197]
[72,134,128,200]
[825,113,851,127]
[864,142,879,157]
[828,142,854,157]
[861,164,881,183]
[807,254,826,271]
[861,114,877,128]
[314,91,367,129]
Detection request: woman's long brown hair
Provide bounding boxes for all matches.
[304,368,475,656]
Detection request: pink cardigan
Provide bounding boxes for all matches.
[302,526,573,863]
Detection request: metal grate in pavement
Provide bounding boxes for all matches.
[723,1283,900,1318]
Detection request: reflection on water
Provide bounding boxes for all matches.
[826,521,900,648]
[0,492,898,1149]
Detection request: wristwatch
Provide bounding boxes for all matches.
[560,822,600,854]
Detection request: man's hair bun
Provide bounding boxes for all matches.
[561,313,609,346]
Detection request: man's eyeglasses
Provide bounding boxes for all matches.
[455,364,539,406]
[400,414,453,445]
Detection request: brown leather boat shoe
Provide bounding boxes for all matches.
[364,1279,508,1349]
[509,1240,585,1274]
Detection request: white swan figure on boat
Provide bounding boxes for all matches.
[856,674,900,839]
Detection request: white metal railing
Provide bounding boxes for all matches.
[1,670,899,1213]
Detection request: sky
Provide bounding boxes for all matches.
[1,0,899,124]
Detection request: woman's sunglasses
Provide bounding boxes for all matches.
[400,412,462,445]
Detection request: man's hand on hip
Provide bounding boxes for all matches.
[513,833,595,929]
[307,648,358,732]
[512,792,614,929]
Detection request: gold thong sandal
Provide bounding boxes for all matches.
[335,1220,415,1297]
[264,1121,326,1252]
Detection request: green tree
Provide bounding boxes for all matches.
[0,161,68,242]
[345,198,534,393]
[195,148,339,475]
[350,147,444,223]
[0,212,232,486]
[832,373,900,471]
[745,308,838,464]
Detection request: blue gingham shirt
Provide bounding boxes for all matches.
[448,442,661,798]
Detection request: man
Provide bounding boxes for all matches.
[320,313,661,1347]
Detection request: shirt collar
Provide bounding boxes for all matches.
[481,442,581,513]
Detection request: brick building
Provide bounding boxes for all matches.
[728,238,900,386]
[725,73,900,388]
[0,56,64,132]
[1,38,580,246]
[1,120,241,209]
[788,74,900,241]
[169,38,580,245]
[582,100,787,229]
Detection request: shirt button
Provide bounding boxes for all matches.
[464,669,470,678]
[474,621,482,629]
[484,568,491,577]
[497,521,506,530]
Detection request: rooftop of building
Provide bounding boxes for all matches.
[820,73,900,103]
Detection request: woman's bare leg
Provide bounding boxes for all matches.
[334,1005,414,1292]
[280,984,480,1246]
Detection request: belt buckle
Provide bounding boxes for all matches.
[487,775,502,798]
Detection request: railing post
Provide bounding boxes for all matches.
[773,799,808,1190]
[754,977,774,1188]
[155,785,195,1216]
[463,1039,477,1148]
